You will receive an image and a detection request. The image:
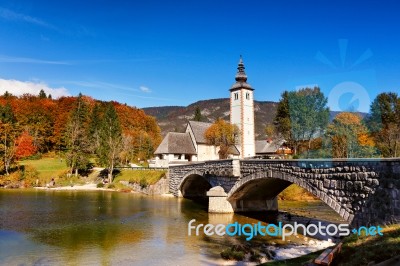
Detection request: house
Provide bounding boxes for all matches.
[151,120,240,167]
[255,139,292,158]
[150,56,290,167]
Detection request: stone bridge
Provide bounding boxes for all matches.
[169,159,400,226]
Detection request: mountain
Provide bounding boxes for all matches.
[143,98,278,139]
[143,98,370,140]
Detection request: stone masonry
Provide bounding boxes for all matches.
[169,158,400,226]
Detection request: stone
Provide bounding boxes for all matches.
[354,181,363,191]
[170,158,400,226]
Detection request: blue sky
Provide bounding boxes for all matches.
[0,0,399,112]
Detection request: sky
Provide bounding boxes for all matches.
[0,0,399,112]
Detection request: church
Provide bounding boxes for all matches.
[151,57,288,167]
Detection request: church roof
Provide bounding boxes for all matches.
[230,56,254,92]
[228,145,240,155]
[154,132,196,155]
[187,120,212,144]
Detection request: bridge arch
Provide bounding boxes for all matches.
[227,170,347,222]
[178,170,212,204]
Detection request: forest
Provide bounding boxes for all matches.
[0,90,162,183]
[272,88,400,159]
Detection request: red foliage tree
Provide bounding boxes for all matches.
[15,131,37,159]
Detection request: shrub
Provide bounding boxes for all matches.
[97,182,104,188]
[107,183,115,189]
[139,176,148,188]
[19,165,40,187]
[220,248,245,261]
[249,251,261,262]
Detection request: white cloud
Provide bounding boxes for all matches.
[0,7,55,29]
[0,55,69,65]
[0,78,70,98]
[140,86,151,93]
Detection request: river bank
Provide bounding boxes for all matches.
[32,182,175,197]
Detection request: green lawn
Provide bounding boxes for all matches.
[19,157,69,183]
[113,169,166,186]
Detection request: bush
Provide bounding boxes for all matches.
[139,176,148,188]
[249,251,261,262]
[220,248,245,261]
[107,183,115,189]
[97,182,104,188]
[0,165,40,188]
[19,165,40,187]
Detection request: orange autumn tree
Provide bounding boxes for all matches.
[326,112,376,158]
[15,131,37,159]
[204,118,239,159]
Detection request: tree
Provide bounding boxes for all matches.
[38,89,47,99]
[3,91,12,99]
[64,94,91,176]
[0,102,19,175]
[204,118,239,159]
[327,112,376,158]
[88,103,102,153]
[366,92,400,157]
[274,87,330,157]
[193,107,203,121]
[15,131,37,159]
[274,91,292,147]
[97,103,122,183]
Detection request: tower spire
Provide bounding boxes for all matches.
[235,55,247,82]
[230,55,253,91]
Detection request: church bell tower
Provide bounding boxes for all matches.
[230,56,255,158]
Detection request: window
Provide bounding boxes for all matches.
[234,93,238,100]
[246,93,250,100]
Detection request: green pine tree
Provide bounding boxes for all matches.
[97,103,122,183]
[193,107,203,121]
[38,89,47,99]
[64,94,91,176]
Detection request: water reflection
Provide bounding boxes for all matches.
[0,189,344,265]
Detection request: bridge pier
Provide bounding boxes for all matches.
[206,186,234,213]
[170,159,400,226]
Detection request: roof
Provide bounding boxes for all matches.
[255,140,280,154]
[154,132,197,155]
[187,120,212,144]
[228,145,240,155]
[230,56,254,91]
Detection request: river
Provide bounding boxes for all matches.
[0,189,344,265]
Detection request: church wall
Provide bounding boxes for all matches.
[197,144,219,161]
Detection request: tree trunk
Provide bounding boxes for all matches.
[108,162,114,184]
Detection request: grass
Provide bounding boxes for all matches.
[261,224,400,266]
[335,224,400,265]
[113,169,166,187]
[19,157,69,184]
[278,184,318,201]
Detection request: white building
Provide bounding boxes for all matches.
[151,56,258,167]
[230,56,256,158]
[152,120,240,167]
